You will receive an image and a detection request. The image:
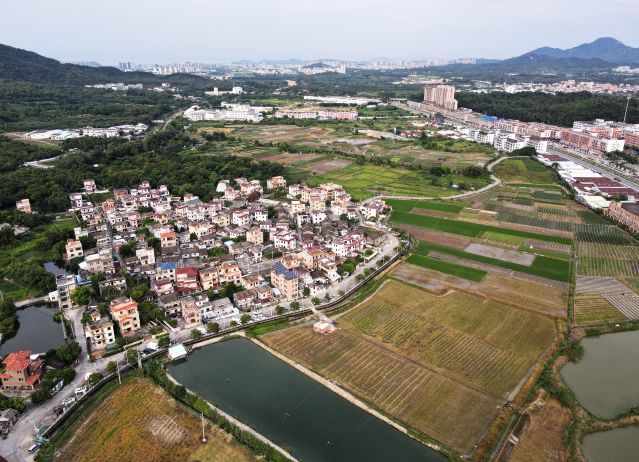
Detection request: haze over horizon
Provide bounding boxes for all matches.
[2,0,638,65]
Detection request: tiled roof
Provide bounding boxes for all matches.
[2,350,32,371]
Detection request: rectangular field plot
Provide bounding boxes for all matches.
[394,263,567,317]
[339,280,556,396]
[575,276,633,296]
[391,210,572,245]
[405,254,487,281]
[415,242,571,282]
[573,295,629,326]
[574,224,635,246]
[386,199,464,214]
[263,327,500,453]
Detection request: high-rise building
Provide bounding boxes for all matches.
[423,83,458,111]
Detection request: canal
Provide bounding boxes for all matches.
[0,305,65,356]
[168,337,446,462]
[561,330,639,419]
[582,425,639,462]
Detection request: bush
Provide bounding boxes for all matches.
[240,314,251,325]
[56,342,82,365]
[105,361,117,374]
[207,322,220,334]
[191,329,203,340]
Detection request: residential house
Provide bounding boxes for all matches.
[84,309,115,351]
[180,297,202,327]
[271,262,299,301]
[109,298,141,335]
[65,239,84,260]
[0,351,44,396]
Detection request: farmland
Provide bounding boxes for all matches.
[405,254,487,281]
[262,280,556,454]
[308,164,488,200]
[391,210,573,245]
[394,263,567,317]
[55,377,255,462]
[414,242,570,282]
[509,398,571,462]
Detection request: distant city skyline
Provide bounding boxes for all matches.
[2,0,638,65]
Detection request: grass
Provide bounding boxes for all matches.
[391,210,572,245]
[405,254,487,281]
[480,231,526,247]
[493,158,556,185]
[308,164,488,201]
[53,377,255,462]
[415,242,571,282]
[263,280,556,453]
[386,198,464,214]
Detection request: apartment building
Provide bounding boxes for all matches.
[423,83,458,111]
[605,201,639,234]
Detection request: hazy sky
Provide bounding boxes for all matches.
[2,0,638,64]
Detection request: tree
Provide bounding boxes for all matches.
[230,320,238,327]
[324,293,331,301]
[189,232,197,242]
[311,297,321,306]
[30,388,51,405]
[87,372,103,386]
[207,322,220,334]
[70,286,91,307]
[338,289,345,297]
[191,329,203,340]
[138,300,165,324]
[125,348,139,366]
[240,314,251,324]
[106,361,117,375]
[56,342,82,365]
[302,287,310,297]
[290,301,300,310]
[275,305,284,315]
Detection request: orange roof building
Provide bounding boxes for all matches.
[0,350,44,396]
[109,297,141,335]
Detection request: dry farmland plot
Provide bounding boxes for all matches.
[263,326,500,454]
[509,398,571,462]
[305,157,352,173]
[394,263,567,317]
[58,378,255,462]
[573,295,629,326]
[392,225,472,249]
[338,280,556,396]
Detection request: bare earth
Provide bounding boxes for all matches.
[464,242,535,266]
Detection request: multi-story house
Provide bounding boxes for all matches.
[65,239,84,260]
[180,297,201,327]
[267,176,287,190]
[136,247,156,266]
[156,262,177,282]
[109,298,141,336]
[273,230,297,250]
[246,227,264,245]
[175,267,199,292]
[15,199,32,215]
[0,351,44,396]
[84,309,115,351]
[271,262,299,301]
[217,261,242,286]
[199,266,220,290]
[56,274,77,310]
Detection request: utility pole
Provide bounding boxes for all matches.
[116,359,121,384]
[201,413,207,443]
[623,96,632,124]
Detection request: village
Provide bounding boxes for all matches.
[33,176,394,361]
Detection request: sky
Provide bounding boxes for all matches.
[1,0,638,65]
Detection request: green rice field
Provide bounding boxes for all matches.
[405,254,487,281]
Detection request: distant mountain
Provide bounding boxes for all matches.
[528,37,639,64]
[0,44,204,86]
